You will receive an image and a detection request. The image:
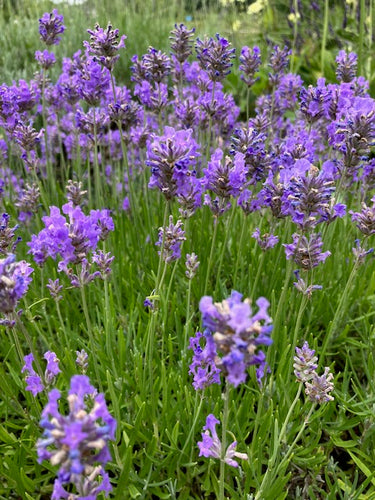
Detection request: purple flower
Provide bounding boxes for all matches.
[350,198,375,236]
[199,291,273,387]
[84,23,126,72]
[294,342,335,404]
[39,10,65,46]
[142,47,171,83]
[37,375,116,498]
[28,202,114,268]
[0,214,21,255]
[146,127,200,200]
[284,233,331,270]
[352,239,374,263]
[46,278,63,301]
[336,50,357,83]
[293,270,322,298]
[170,24,195,64]
[66,180,87,207]
[76,349,89,373]
[35,50,56,70]
[239,45,261,87]
[203,150,247,214]
[198,414,248,467]
[15,183,40,222]
[305,367,334,403]
[188,331,221,390]
[22,353,44,396]
[185,252,200,279]
[92,250,114,279]
[44,351,61,384]
[268,45,291,86]
[252,228,279,251]
[0,254,33,314]
[156,216,186,263]
[293,341,318,382]
[195,34,235,82]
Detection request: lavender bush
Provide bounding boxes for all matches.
[0,3,374,499]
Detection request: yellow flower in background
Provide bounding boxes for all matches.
[232,19,241,32]
[248,0,266,15]
[287,12,301,24]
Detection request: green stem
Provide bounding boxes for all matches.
[219,382,230,500]
[183,278,193,352]
[215,202,236,294]
[92,107,102,205]
[321,0,329,75]
[358,0,366,77]
[177,391,204,467]
[233,216,247,289]
[80,285,103,392]
[320,260,359,365]
[204,217,219,296]
[255,384,303,499]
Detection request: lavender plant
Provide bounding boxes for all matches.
[0,5,374,499]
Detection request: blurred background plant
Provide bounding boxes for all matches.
[0,0,373,97]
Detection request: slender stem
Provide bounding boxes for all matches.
[219,382,230,500]
[56,299,70,349]
[215,202,236,294]
[278,403,316,469]
[204,217,219,296]
[320,260,359,365]
[177,391,204,466]
[246,87,250,123]
[80,285,103,392]
[183,278,193,352]
[233,216,247,289]
[290,0,299,73]
[321,0,329,75]
[358,0,366,77]
[255,384,303,499]
[92,107,102,205]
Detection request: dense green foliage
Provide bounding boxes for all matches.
[0,1,375,499]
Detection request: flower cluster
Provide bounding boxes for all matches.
[37,375,116,499]
[294,341,334,403]
[28,202,114,269]
[85,23,126,71]
[195,33,235,82]
[193,291,273,387]
[39,9,65,46]
[156,216,186,263]
[22,351,61,396]
[0,253,33,317]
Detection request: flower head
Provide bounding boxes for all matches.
[37,375,116,498]
[0,254,33,315]
[156,216,186,263]
[195,34,235,81]
[198,414,248,467]
[39,9,65,46]
[199,291,273,387]
[85,23,126,71]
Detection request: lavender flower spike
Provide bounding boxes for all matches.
[199,291,273,387]
[284,233,331,270]
[156,216,186,263]
[39,9,65,46]
[37,375,116,499]
[85,23,126,72]
[293,341,318,382]
[22,353,44,396]
[198,414,248,468]
[305,367,334,403]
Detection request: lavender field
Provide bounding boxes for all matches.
[1,0,375,498]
